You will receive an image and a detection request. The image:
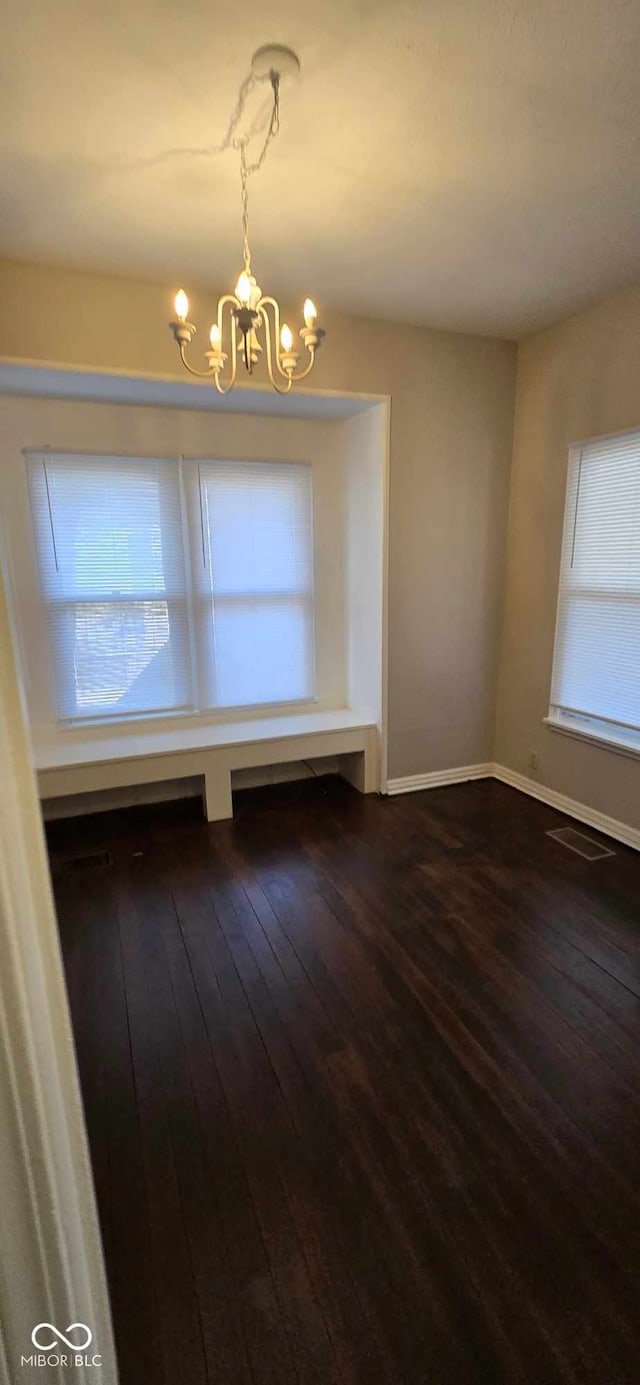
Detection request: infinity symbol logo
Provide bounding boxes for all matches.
[31,1323,93,1351]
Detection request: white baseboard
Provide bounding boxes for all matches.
[49,750,639,852]
[386,758,640,852]
[386,763,494,795]
[492,763,640,852]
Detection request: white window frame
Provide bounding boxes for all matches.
[186,457,317,716]
[28,452,196,725]
[27,451,318,729]
[545,429,640,762]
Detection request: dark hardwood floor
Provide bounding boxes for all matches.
[47,775,640,1384]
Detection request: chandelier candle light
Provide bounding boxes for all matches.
[169,45,325,395]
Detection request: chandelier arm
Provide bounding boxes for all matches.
[212,299,239,393]
[229,309,238,381]
[288,349,317,383]
[178,344,215,379]
[213,374,233,395]
[218,293,242,318]
[258,296,291,380]
[212,342,237,394]
[259,307,293,394]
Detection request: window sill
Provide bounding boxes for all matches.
[58,697,319,734]
[544,716,640,763]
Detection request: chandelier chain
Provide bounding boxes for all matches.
[236,73,280,272]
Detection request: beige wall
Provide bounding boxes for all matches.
[0,258,517,781]
[495,284,640,828]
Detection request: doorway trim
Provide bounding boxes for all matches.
[0,550,117,1383]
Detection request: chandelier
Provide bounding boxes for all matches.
[169,45,325,395]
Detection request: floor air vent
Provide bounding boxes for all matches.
[59,849,114,872]
[546,827,615,860]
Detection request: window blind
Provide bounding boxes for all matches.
[195,459,315,709]
[28,454,193,721]
[550,432,640,739]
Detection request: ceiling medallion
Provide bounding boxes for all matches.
[169,44,325,395]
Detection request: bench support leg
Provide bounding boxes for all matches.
[339,744,378,795]
[203,767,233,822]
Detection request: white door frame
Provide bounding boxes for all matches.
[0,555,117,1382]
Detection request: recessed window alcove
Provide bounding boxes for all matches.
[0,363,389,815]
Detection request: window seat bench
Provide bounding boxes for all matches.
[34,709,379,821]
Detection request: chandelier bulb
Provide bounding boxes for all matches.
[174,289,189,323]
[235,272,252,306]
[303,298,317,328]
[280,323,294,352]
[209,323,220,347]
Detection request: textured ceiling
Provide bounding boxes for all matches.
[2,0,640,338]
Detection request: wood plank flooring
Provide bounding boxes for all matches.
[47,776,640,1384]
